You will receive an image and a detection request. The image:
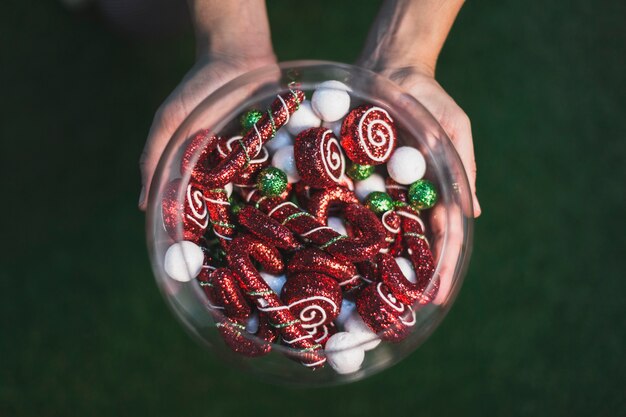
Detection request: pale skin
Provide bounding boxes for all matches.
[139,0,480,218]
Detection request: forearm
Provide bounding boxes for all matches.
[359,0,465,75]
[189,0,274,59]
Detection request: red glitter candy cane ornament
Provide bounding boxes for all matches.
[295,127,347,189]
[281,272,342,329]
[162,178,208,242]
[380,209,403,256]
[385,177,408,203]
[227,235,325,368]
[307,186,358,223]
[396,206,438,304]
[203,187,236,248]
[261,200,385,263]
[287,247,362,289]
[203,90,305,188]
[180,129,221,179]
[340,104,397,165]
[356,281,415,342]
[237,205,301,251]
[197,267,250,322]
[217,135,270,185]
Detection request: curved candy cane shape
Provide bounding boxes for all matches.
[287,247,362,289]
[237,205,302,251]
[227,235,325,368]
[203,188,236,248]
[202,90,305,188]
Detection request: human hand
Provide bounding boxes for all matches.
[138,53,276,210]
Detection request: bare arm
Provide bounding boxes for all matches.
[359,0,481,217]
[139,0,276,210]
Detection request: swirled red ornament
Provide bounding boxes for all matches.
[397,207,438,304]
[341,104,397,165]
[356,281,414,342]
[162,178,208,242]
[295,127,346,188]
[237,205,301,251]
[281,272,342,329]
[287,247,362,290]
[227,235,325,367]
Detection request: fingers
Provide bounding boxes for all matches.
[139,103,180,210]
[429,202,464,305]
[447,112,481,217]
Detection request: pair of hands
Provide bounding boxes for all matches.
[138,53,480,219]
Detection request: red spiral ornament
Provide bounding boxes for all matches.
[227,235,325,368]
[340,104,397,165]
[162,178,208,242]
[356,281,414,342]
[295,127,346,189]
[281,272,342,329]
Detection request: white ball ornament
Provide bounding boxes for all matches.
[354,173,386,201]
[395,257,417,283]
[271,145,300,183]
[312,80,351,122]
[327,216,348,236]
[285,101,321,135]
[323,119,343,137]
[387,146,426,185]
[344,310,381,351]
[265,129,293,154]
[260,272,287,295]
[245,311,259,334]
[335,298,356,326]
[163,241,204,282]
[324,332,366,374]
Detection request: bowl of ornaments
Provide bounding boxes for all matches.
[147,61,474,385]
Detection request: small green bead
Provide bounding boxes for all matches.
[347,163,374,181]
[240,110,263,132]
[365,191,394,214]
[408,179,438,210]
[256,167,288,197]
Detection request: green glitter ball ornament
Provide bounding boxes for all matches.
[408,179,438,210]
[229,198,244,216]
[365,191,394,214]
[256,167,288,197]
[347,163,374,181]
[240,110,263,132]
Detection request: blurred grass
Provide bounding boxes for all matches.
[1,0,625,416]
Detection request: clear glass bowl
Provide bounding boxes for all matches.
[146,60,473,386]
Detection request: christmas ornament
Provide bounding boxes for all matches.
[311,80,351,122]
[324,332,365,374]
[295,127,346,188]
[287,247,362,289]
[281,272,342,329]
[286,101,321,135]
[364,191,394,214]
[240,109,263,132]
[340,104,397,165]
[408,179,438,210]
[347,163,374,181]
[163,241,205,282]
[237,205,301,250]
[162,179,208,242]
[343,310,381,351]
[354,173,386,201]
[356,281,415,342]
[271,145,300,183]
[199,90,305,188]
[256,167,288,197]
[386,146,426,185]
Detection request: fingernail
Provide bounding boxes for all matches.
[138,186,146,207]
[474,198,482,217]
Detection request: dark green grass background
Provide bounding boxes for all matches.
[2,0,625,415]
